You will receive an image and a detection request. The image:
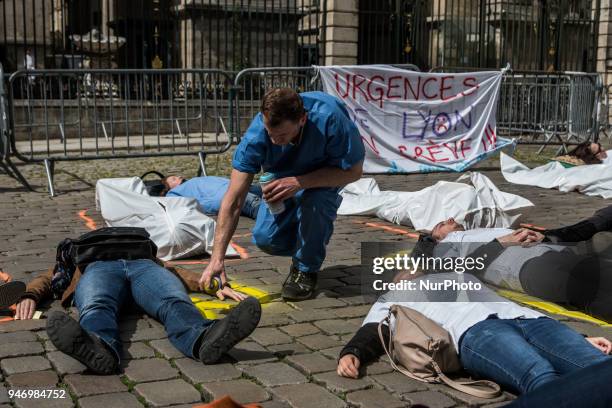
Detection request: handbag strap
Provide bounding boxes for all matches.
[377,315,501,399]
[432,361,501,399]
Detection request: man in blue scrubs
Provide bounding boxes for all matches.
[200,88,365,300]
[164,175,262,219]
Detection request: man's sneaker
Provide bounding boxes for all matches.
[46,311,118,375]
[199,297,261,364]
[0,281,25,309]
[281,265,317,301]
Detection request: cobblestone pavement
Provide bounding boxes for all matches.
[0,151,611,408]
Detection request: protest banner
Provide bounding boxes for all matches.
[316,65,513,173]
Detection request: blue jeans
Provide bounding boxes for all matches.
[459,317,610,394]
[74,259,213,362]
[251,187,342,273]
[241,192,262,219]
[507,359,612,407]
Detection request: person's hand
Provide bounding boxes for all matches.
[586,337,612,354]
[262,177,301,203]
[199,260,225,293]
[497,229,541,247]
[523,230,545,245]
[337,354,361,378]
[215,285,247,302]
[14,298,36,320]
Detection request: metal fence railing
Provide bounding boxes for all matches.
[232,64,421,137]
[431,67,604,154]
[7,68,235,195]
[3,64,606,196]
[0,63,30,189]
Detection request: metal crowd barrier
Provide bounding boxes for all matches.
[3,64,605,196]
[232,64,420,138]
[431,66,603,154]
[7,69,234,195]
[0,64,31,189]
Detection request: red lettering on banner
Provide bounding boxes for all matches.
[461,77,479,96]
[361,135,380,156]
[404,76,421,100]
[387,76,402,99]
[441,142,460,159]
[427,145,449,162]
[367,75,385,108]
[398,145,412,159]
[460,139,471,158]
[352,74,369,101]
[334,73,350,99]
[440,76,455,101]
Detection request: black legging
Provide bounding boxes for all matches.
[519,234,612,320]
[545,204,612,242]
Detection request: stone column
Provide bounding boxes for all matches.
[323,0,359,65]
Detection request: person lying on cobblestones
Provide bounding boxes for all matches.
[200,88,365,301]
[415,204,612,320]
[161,175,263,219]
[13,235,261,375]
[553,141,608,167]
[337,272,612,395]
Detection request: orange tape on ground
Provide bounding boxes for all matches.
[354,220,420,239]
[520,223,546,231]
[78,210,97,230]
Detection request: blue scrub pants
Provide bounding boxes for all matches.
[251,188,342,273]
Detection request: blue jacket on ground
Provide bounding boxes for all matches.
[167,176,262,218]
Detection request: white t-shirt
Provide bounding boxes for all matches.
[362,273,545,351]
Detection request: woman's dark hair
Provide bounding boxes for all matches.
[568,142,602,164]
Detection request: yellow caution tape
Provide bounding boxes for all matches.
[498,289,612,327]
[190,281,280,319]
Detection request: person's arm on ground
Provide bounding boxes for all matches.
[337,322,390,378]
[199,170,254,297]
[263,160,364,203]
[15,269,53,320]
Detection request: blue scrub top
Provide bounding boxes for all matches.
[232,91,364,177]
[167,176,261,215]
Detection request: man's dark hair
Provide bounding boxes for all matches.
[568,141,602,164]
[260,88,305,128]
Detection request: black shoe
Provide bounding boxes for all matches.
[281,266,317,301]
[46,311,118,375]
[0,281,26,309]
[198,297,261,364]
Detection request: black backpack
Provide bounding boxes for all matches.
[51,227,158,299]
[70,227,158,266]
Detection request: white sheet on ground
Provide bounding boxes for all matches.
[500,151,612,199]
[338,172,533,231]
[95,177,237,261]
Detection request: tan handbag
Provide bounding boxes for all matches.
[378,305,501,399]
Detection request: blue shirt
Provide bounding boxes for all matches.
[232,91,365,176]
[167,176,261,215]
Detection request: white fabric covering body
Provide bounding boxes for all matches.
[500,151,612,199]
[95,177,237,261]
[338,172,533,231]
